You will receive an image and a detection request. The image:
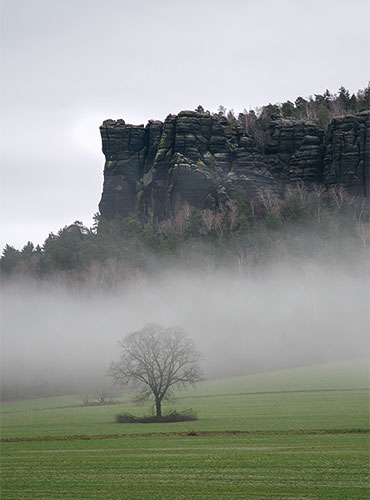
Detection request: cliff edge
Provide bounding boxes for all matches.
[99,110,369,224]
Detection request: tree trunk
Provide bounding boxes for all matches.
[155,396,162,418]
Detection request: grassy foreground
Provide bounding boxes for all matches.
[1,360,369,499]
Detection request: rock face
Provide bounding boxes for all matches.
[323,112,369,193]
[264,119,325,183]
[99,110,369,222]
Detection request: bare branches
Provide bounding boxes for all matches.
[355,222,370,249]
[225,200,238,231]
[108,323,204,417]
[311,183,326,223]
[157,203,191,237]
[328,184,347,209]
[258,188,281,215]
[94,386,112,404]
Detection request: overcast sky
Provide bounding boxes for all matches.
[1,0,369,250]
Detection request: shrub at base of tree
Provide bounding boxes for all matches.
[115,408,198,424]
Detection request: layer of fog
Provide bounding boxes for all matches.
[1,259,368,400]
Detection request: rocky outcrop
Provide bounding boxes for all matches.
[264,119,325,183]
[323,112,369,195]
[264,112,369,195]
[99,120,146,219]
[99,111,276,224]
[99,110,369,222]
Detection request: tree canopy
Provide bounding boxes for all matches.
[109,323,204,417]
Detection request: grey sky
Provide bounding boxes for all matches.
[1,0,369,250]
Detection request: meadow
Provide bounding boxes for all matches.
[1,360,369,499]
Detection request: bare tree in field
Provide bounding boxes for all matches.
[109,323,204,418]
[94,385,113,404]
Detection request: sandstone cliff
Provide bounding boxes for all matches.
[99,110,369,223]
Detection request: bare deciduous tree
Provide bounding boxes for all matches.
[295,180,309,206]
[174,203,190,236]
[81,393,90,406]
[157,203,190,237]
[201,208,216,232]
[225,199,238,231]
[258,188,281,215]
[109,323,204,418]
[94,385,113,404]
[352,197,368,224]
[355,221,370,249]
[311,183,326,223]
[328,184,347,209]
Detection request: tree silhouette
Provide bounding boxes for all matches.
[109,323,204,418]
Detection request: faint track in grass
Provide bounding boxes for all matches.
[1,388,368,415]
[1,428,369,443]
[186,388,370,399]
[0,400,129,414]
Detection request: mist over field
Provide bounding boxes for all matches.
[1,255,368,400]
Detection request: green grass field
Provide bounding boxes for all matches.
[1,360,369,499]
